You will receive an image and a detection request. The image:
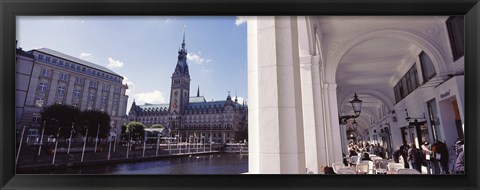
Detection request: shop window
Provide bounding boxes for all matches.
[446,16,464,61]
[419,52,436,82]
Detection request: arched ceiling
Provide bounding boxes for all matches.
[336,38,416,131]
[312,16,447,132]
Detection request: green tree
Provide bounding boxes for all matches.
[79,110,111,143]
[40,104,81,139]
[125,122,146,142]
[120,124,128,141]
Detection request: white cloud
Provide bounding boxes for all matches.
[187,52,206,64]
[79,52,91,58]
[206,59,212,63]
[134,90,166,104]
[107,57,124,68]
[165,18,171,24]
[235,16,247,26]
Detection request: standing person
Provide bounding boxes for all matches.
[437,141,450,174]
[408,143,422,173]
[377,143,386,159]
[393,148,401,163]
[431,141,441,174]
[399,143,410,168]
[432,140,450,174]
[454,145,464,174]
[421,141,433,174]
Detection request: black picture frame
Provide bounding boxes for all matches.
[1,0,479,190]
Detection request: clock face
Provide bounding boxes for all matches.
[174,91,179,97]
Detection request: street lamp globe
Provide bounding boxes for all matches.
[350,92,362,117]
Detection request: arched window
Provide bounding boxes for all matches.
[419,52,436,82]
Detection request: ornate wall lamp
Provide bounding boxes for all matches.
[339,93,362,125]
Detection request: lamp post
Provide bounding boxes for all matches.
[339,93,363,125]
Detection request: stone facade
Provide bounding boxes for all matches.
[15,47,129,136]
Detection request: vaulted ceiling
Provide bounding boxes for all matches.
[312,16,447,133]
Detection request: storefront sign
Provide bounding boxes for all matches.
[440,90,451,99]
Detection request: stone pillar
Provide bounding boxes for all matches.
[300,57,319,173]
[106,85,114,115]
[46,69,59,106]
[247,16,260,174]
[80,79,90,110]
[65,74,76,105]
[95,82,103,109]
[324,83,344,165]
[248,16,306,174]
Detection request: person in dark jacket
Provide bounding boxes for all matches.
[399,143,410,168]
[393,148,401,163]
[361,152,372,161]
[407,143,422,173]
[433,140,450,174]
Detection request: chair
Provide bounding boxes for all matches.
[361,160,374,174]
[373,159,382,173]
[336,168,357,174]
[371,156,383,161]
[373,159,389,174]
[356,163,369,174]
[349,156,359,165]
[397,168,421,174]
[332,162,346,174]
[385,159,395,163]
[387,163,405,172]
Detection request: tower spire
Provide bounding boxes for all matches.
[181,26,186,50]
[197,85,200,97]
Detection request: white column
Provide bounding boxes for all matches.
[324,83,343,165]
[248,16,306,174]
[247,16,260,174]
[299,56,319,173]
[311,58,329,169]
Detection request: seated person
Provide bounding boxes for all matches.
[361,152,372,161]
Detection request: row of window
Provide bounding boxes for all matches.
[37,84,118,103]
[136,114,234,122]
[393,52,436,103]
[181,124,233,129]
[38,74,123,94]
[37,53,123,84]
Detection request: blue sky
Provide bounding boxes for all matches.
[17,16,248,114]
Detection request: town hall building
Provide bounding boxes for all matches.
[127,34,248,143]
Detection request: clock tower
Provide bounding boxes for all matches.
[169,32,191,115]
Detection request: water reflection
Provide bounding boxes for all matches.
[32,153,248,174]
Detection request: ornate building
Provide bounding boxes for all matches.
[127,35,248,143]
[15,47,129,136]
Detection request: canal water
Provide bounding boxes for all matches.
[30,153,248,174]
